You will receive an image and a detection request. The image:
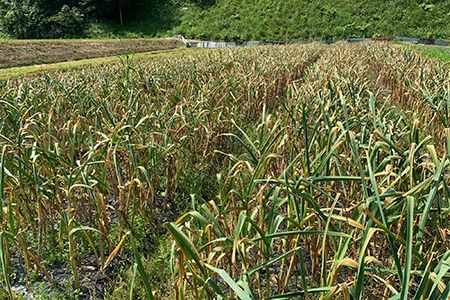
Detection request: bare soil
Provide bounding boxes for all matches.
[0,38,185,69]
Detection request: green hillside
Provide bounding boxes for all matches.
[168,0,450,40]
[122,0,450,41]
[1,0,449,41]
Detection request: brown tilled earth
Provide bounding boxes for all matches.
[0,38,185,69]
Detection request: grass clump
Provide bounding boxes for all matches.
[105,236,174,300]
[408,44,450,62]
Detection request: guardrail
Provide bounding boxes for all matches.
[172,35,449,48]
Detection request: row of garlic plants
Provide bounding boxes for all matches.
[0,44,324,298]
[362,42,450,140]
[168,42,450,300]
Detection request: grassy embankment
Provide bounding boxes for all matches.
[409,44,450,62]
[0,42,450,299]
[93,0,450,42]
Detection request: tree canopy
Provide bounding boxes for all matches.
[0,0,139,38]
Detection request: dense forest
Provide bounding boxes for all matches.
[0,0,449,41]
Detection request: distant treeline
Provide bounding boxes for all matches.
[1,0,449,41]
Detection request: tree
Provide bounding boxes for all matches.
[0,0,91,38]
[45,5,85,38]
[0,0,41,38]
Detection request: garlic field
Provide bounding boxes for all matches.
[0,42,449,300]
